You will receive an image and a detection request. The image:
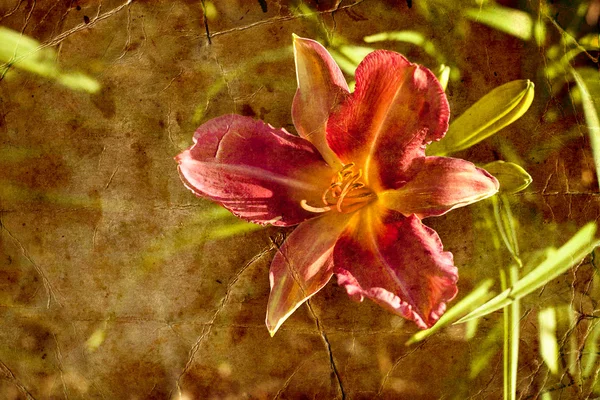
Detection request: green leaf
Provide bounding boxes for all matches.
[427,80,535,156]
[338,45,376,66]
[572,68,600,192]
[492,194,522,268]
[405,279,495,345]
[484,161,532,194]
[470,321,503,379]
[465,6,533,41]
[583,319,600,377]
[326,48,358,76]
[0,26,100,93]
[503,266,520,400]
[435,64,451,91]
[538,307,559,374]
[363,30,440,62]
[457,223,600,323]
[534,20,546,47]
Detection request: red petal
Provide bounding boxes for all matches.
[292,35,349,169]
[176,115,333,226]
[333,209,457,328]
[326,51,449,191]
[379,156,499,218]
[266,212,350,335]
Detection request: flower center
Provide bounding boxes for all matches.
[301,163,376,214]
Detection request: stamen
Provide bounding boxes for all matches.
[301,163,375,214]
[300,200,331,213]
[322,182,342,206]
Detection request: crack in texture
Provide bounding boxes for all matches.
[172,243,275,397]
[306,299,345,400]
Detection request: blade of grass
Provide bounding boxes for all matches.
[363,30,442,63]
[465,5,533,41]
[492,195,522,266]
[503,265,520,400]
[583,320,600,377]
[470,321,504,379]
[0,26,100,93]
[538,307,559,374]
[457,223,600,323]
[571,68,600,192]
[405,279,495,345]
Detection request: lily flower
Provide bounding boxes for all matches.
[176,35,499,336]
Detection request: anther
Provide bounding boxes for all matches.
[301,163,375,214]
[300,200,331,213]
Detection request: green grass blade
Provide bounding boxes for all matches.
[457,223,600,323]
[327,48,358,76]
[572,68,600,192]
[363,31,440,62]
[583,319,600,377]
[470,321,504,379]
[465,6,533,41]
[405,279,495,345]
[491,195,522,265]
[503,265,520,400]
[435,64,451,91]
[338,45,377,66]
[538,307,559,374]
[0,26,100,93]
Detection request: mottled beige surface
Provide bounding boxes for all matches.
[1,0,599,399]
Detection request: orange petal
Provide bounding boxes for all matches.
[291,35,349,169]
[266,212,350,335]
[379,156,499,218]
[326,50,449,191]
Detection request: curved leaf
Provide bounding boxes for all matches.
[427,80,535,156]
[483,161,532,194]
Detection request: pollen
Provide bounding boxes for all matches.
[301,163,376,214]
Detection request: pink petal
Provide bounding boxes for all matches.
[333,209,458,328]
[379,156,499,218]
[291,35,349,169]
[176,115,333,227]
[326,50,449,191]
[266,212,351,336]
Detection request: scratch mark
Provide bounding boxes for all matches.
[0,0,133,72]
[114,4,133,62]
[0,359,36,399]
[137,13,147,62]
[377,340,427,397]
[166,102,176,149]
[306,299,345,399]
[37,0,61,28]
[0,0,25,21]
[53,334,69,399]
[160,69,183,93]
[467,357,502,399]
[0,215,60,308]
[171,243,275,397]
[20,0,36,35]
[213,54,235,109]
[208,1,364,39]
[273,356,314,399]
[104,166,119,190]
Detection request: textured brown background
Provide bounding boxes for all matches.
[1,0,599,398]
